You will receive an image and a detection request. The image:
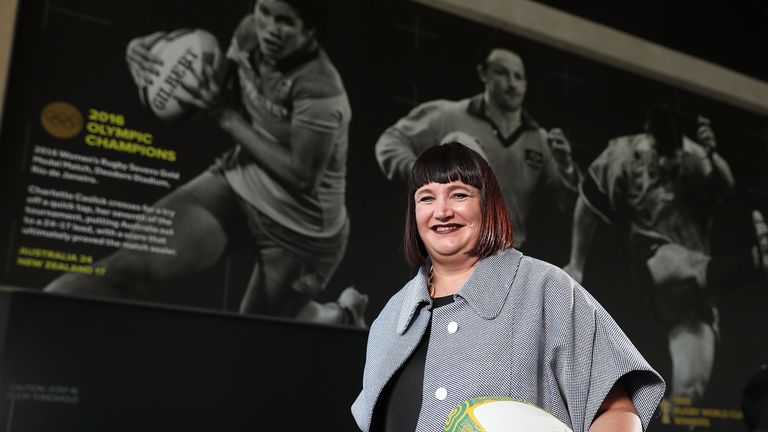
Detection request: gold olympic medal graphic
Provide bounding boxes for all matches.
[41,101,83,139]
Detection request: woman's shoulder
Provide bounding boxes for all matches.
[368,270,427,332]
[376,275,421,314]
[517,255,589,299]
[518,255,569,278]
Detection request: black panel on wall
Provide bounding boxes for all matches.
[0,288,366,431]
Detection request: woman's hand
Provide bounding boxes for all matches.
[125,31,166,87]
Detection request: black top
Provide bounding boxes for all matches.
[370,295,455,432]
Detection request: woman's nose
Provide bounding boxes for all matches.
[435,200,454,219]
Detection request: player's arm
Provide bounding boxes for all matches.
[564,195,600,283]
[375,101,448,182]
[696,117,735,198]
[563,143,620,283]
[702,147,735,198]
[704,149,735,201]
[216,108,337,193]
[375,127,418,182]
[709,151,734,187]
[589,381,642,432]
[547,127,581,188]
[541,128,581,215]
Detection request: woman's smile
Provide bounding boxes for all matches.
[415,180,482,261]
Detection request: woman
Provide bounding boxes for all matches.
[352,142,665,431]
[46,0,367,326]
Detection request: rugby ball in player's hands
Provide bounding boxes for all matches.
[139,28,223,121]
[444,397,573,432]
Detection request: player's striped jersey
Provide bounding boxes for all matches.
[223,15,351,238]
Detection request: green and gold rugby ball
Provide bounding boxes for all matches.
[444,397,573,432]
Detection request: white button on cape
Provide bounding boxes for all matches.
[435,387,447,400]
[447,321,458,333]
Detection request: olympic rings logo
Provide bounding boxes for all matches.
[43,111,80,128]
[41,102,83,139]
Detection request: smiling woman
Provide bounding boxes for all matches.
[405,142,513,297]
[413,180,482,278]
[352,141,666,432]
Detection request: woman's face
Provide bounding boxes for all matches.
[253,0,313,61]
[415,180,482,263]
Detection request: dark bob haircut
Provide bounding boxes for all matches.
[403,142,514,267]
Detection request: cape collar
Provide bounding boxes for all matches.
[396,249,523,334]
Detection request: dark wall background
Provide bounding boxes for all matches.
[532,0,768,82]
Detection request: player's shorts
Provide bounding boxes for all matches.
[628,232,717,331]
[176,156,348,297]
[236,194,349,297]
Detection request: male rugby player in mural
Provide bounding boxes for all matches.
[564,104,768,400]
[46,0,368,327]
[375,48,581,248]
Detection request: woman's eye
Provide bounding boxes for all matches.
[452,193,468,199]
[418,196,434,203]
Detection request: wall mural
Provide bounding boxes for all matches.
[1,0,766,430]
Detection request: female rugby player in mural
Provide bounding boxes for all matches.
[45,0,368,327]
